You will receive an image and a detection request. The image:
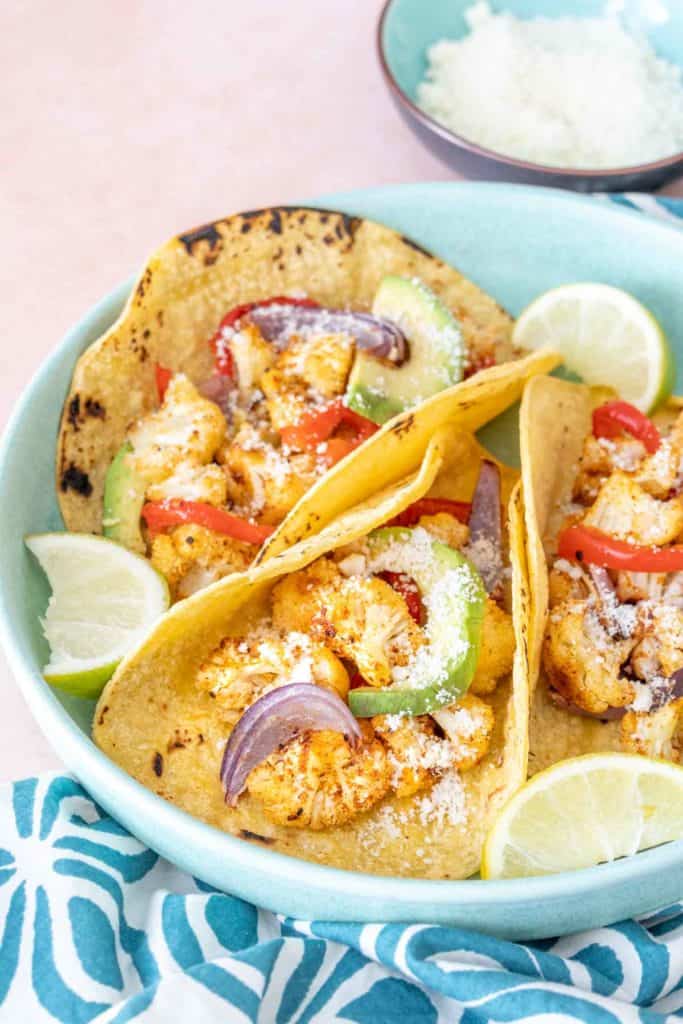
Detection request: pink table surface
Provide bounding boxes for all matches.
[3,0,682,779]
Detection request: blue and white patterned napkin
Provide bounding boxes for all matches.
[2,194,682,1024]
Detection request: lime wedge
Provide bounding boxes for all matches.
[482,753,683,879]
[26,533,170,698]
[513,283,674,412]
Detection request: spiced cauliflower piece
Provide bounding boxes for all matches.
[273,561,424,688]
[223,432,319,524]
[470,599,515,696]
[127,374,226,486]
[259,333,354,433]
[195,631,349,716]
[432,693,494,773]
[548,562,589,606]
[372,714,454,798]
[630,605,683,681]
[146,461,228,507]
[543,599,636,714]
[573,436,646,504]
[296,333,355,397]
[418,512,469,550]
[621,698,683,761]
[635,412,683,499]
[150,524,253,599]
[229,323,275,396]
[246,725,390,829]
[583,472,683,547]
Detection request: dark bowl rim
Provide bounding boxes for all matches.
[376,0,683,180]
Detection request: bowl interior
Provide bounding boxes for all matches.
[382,0,683,125]
[4,183,683,934]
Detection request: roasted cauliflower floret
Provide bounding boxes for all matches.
[151,524,253,599]
[548,561,589,606]
[128,374,226,486]
[635,413,683,498]
[432,693,495,772]
[229,323,275,396]
[195,631,349,716]
[615,571,668,604]
[621,698,683,762]
[224,435,319,524]
[275,569,424,688]
[271,558,343,633]
[543,599,636,714]
[297,333,354,397]
[470,599,515,695]
[372,714,454,798]
[572,436,646,504]
[418,512,470,550]
[247,725,390,829]
[583,472,683,547]
[630,605,683,682]
[259,364,311,432]
[146,461,228,507]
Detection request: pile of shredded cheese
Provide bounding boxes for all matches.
[417,1,683,169]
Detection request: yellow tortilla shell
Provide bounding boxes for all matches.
[94,427,530,878]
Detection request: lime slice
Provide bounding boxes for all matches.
[26,533,170,698]
[513,283,674,413]
[482,753,683,879]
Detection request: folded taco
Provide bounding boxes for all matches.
[521,376,683,774]
[94,427,529,878]
[57,205,557,599]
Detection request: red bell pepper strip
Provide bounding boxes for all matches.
[388,497,472,528]
[209,296,320,377]
[155,365,173,403]
[592,401,661,454]
[379,570,423,624]
[141,500,274,545]
[558,524,683,572]
[280,400,379,453]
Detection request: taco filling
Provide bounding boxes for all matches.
[100,278,478,599]
[539,395,683,760]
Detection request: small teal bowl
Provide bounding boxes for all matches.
[379,0,683,191]
[2,183,683,940]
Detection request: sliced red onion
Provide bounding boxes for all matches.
[247,305,408,365]
[198,373,234,416]
[650,669,683,712]
[220,683,362,806]
[465,460,503,595]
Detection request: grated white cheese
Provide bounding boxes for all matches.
[417,1,683,169]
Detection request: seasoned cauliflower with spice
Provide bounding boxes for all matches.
[273,560,424,688]
[223,433,319,523]
[621,698,683,761]
[228,324,275,396]
[583,472,683,547]
[417,512,469,550]
[470,598,515,695]
[543,599,636,714]
[246,725,390,829]
[150,524,253,599]
[195,631,349,716]
[572,436,646,505]
[372,714,453,798]
[128,374,226,486]
[146,461,228,507]
[432,693,494,772]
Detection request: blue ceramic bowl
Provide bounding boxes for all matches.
[3,183,683,940]
[378,0,683,191]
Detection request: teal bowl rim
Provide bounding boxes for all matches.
[377,0,683,180]
[2,181,683,909]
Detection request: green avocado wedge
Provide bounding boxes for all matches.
[348,527,486,717]
[345,275,464,424]
[103,441,146,554]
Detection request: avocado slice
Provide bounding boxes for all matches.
[103,442,146,554]
[345,276,464,424]
[348,527,485,717]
